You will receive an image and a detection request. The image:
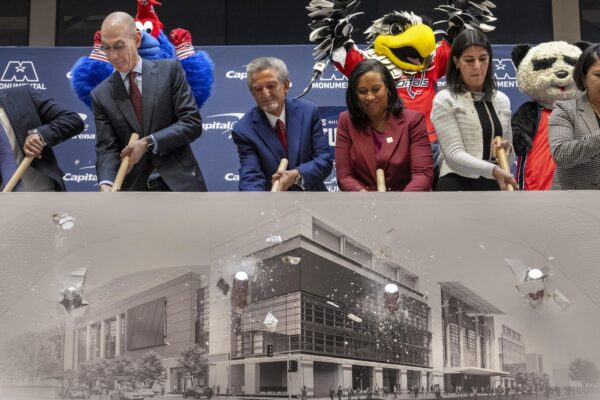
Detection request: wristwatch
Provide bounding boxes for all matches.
[294,171,305,190]
[27,128,45,145]
[145,136,155,153]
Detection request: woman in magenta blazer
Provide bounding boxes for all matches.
[335,59,434,191]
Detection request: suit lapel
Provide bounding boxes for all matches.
[253,109,285,163]
[354,126,378,183]
[111,71,142,134]
[377,113,404,171]
[0,94,25,148]
[142,59,158,136]
[285,99,302,168]
[578,95,598,137]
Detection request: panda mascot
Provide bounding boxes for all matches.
[511,41,587,190]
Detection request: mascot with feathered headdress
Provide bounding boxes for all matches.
[306,0,497,151]
[70,0,213,109]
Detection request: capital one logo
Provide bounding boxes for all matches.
[1,61,39,82]
[493,58,517,80]
[202,113,245,137]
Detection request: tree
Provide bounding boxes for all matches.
[109,356,135,388]
[569,358,600,386]
[177,345,208,387]
[134,351,165,387]
[0,332,60,380]
[77,356,134,390]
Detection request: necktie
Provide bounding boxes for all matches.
[275,119,288,156]
[128,71,143,131]
[0,122,23,191]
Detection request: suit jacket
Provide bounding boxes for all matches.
[92,58,206,191]
[0,85,83,191]
[231,98,333,191]
[549,93,600,189]
[335,109,433,191]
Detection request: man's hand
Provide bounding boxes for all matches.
[120,138,148,173]
[271,169,300,192]
[23,133,45,159]
[100,184,112,192]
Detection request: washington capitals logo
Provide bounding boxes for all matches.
[396,73,430,99]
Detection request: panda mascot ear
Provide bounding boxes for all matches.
[574,41,592,52]
[511,44,531,69]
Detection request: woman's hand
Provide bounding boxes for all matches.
[492,165,517,191]
[492,138,512,158]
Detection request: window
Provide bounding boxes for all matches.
[581,0,600,41]
[0,0,29,45]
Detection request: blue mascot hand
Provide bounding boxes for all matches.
[138,31,161,59]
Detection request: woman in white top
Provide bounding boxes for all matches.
[431,29,517,191]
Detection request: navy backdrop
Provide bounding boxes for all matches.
[0,45,528,191]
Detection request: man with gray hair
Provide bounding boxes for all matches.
[231,56,332,191]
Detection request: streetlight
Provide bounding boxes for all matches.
[231,271,249,310]
[384,283,399,314]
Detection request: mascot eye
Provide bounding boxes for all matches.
[135,21,144,32]
[389,23,403,35]
[532,57,557,71]
[564,56,577,66]
[143,21,154,34]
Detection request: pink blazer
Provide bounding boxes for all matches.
[335,109,433,191]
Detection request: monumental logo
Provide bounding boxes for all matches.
[202,113,245,138]
[63,165,97,184]
[311,70,347,90]
[0,61,46,90]
[493,58,518,88]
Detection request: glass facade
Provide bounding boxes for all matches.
[442,298,488,369]
[500,325,526,376]
[235,290,431,367]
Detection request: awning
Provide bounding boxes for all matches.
[444,367,510,376]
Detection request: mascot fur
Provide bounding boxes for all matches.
[70,0,213,109]
[306,0,497,145]
[511,41,586,190]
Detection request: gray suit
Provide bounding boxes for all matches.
[549,93,600,189]
[92,58,206,191]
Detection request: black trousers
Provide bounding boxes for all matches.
[435,173,499,191]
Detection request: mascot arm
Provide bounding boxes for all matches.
[433,39,452,80]
[170,28,215,109]
[511,101,539,156]
[70,31,114,108]
[332,43,365,78]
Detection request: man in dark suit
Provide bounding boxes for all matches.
[232,57,332,191]
[0,85,83,191]
[92,12,206,192]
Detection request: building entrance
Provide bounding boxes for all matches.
[352,366,371,390]
[382,368,398,392]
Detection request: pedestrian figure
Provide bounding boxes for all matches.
[331,387,335,400]
[338,386,343,400]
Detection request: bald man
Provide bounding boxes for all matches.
[92,12,206,191]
